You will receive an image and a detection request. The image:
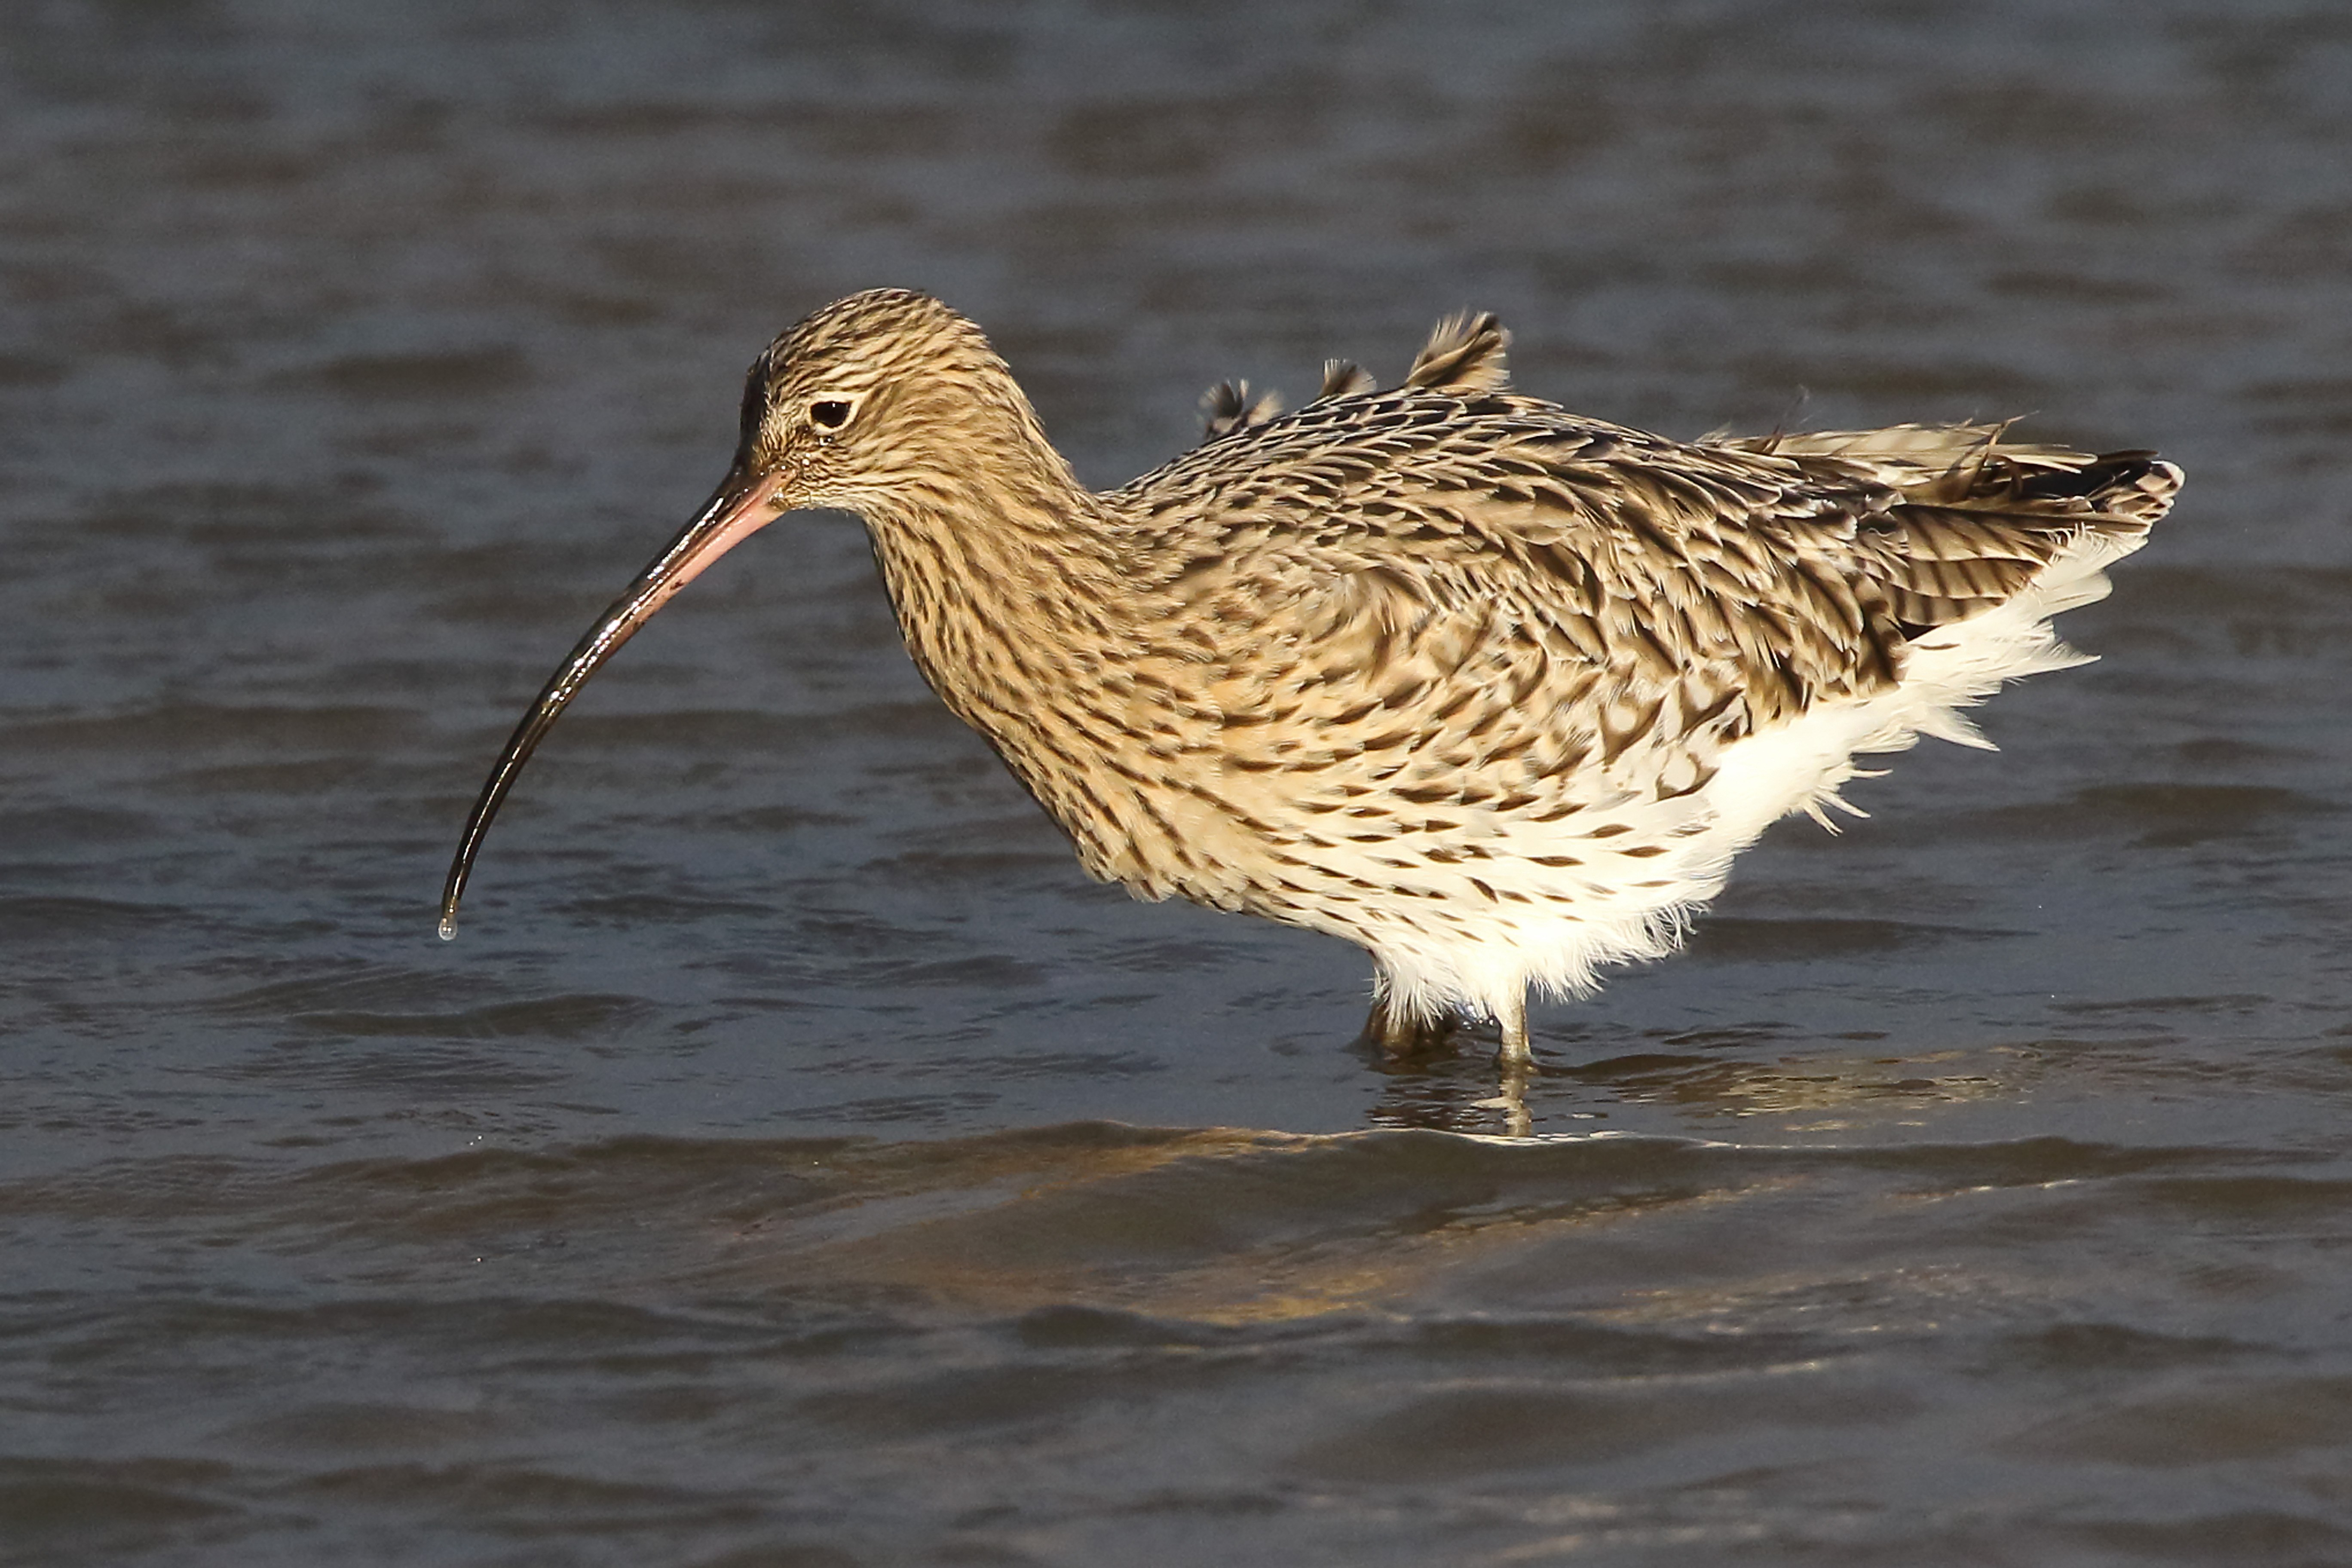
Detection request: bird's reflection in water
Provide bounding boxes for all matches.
[1361,1030,2030,1137]
[1362,1028,1550,1138]
[1558,1044,2023,1124]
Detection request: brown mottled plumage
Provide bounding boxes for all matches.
[442,289,2180,1067]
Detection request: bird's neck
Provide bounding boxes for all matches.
[850,407,1226,899]
[856,429,1129,739]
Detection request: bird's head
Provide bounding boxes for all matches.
[437,288,1025,937]
[729,288,1027,518]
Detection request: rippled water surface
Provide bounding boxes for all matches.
[7,2,2352,1562]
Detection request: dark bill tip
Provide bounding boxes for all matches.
[437,465,788,937]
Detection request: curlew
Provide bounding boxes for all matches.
[441,289,2179,1068]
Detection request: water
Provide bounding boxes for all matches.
[5,1,2351,1562]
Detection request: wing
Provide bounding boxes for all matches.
[1112,350,2171,824]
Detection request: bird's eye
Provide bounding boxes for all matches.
[810,399,853,430]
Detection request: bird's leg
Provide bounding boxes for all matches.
[1494,991,1534,1069]
[1356,995,1457,1057]
[1477,990,1536,1136]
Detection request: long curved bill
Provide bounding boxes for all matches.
[438,464,789,939]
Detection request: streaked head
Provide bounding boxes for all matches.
[731,288,1022,517]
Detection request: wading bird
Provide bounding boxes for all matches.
[442,290,2177,1069]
